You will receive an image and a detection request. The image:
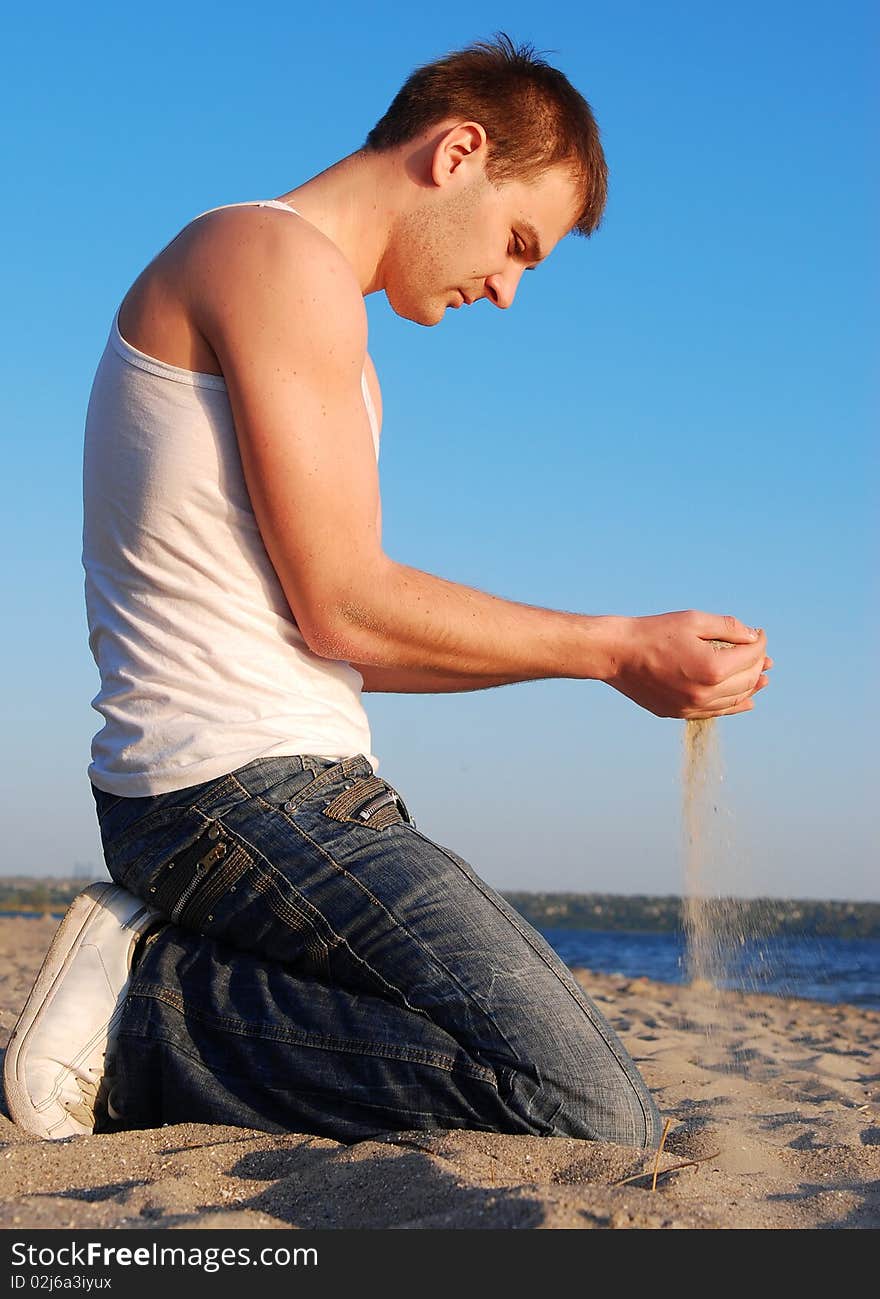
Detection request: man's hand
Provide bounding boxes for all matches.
[601,612,771,718]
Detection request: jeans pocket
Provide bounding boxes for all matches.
[145,821,254,928]
[321,775,414,831]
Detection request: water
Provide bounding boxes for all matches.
[541,926,880,1010]
[5,912,878,1009]
[0,910,66,920]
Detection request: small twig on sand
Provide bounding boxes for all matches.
[652,1118,672,1191]
[612,1147,721,1190]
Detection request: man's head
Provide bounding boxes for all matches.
[362,34,608,325]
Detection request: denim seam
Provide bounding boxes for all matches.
[181,791,343,958]
[227,759,367,817]
[266,816,523,1063]
[157,773,246,818]
[107,807,215,891]
[251,1089,500,1126]
[231,823,423,1017]
[129,984,498,1082]
[224,774,389,950]
[118,1027,504,1128]
[213,823,347,960]
[403,825,656,1142]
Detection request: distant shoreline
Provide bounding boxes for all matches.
[504,891,880,940]
[1,878,877,940]
[0,910,66,920]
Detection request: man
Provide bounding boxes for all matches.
[5,36,770,1148]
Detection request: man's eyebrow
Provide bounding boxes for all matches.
[517,221,546,265]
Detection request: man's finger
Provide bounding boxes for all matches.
[694,638,766,687]
[698,673,769,713]
[697,613,763,645]
[702,660,768,698]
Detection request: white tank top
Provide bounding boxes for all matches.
[83,199,380,796]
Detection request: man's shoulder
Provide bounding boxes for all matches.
[182,203,367,338]
[187,203,358,286]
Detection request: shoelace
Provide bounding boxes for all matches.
[62,1056,117,1130]
[62,1074,99,1128]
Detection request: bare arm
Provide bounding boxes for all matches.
[190,208,770,719]
[347,587,770,715]
[349,662,537,693]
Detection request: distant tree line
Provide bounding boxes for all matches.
[502,892,880,940]
[0,877,107,914]
[2,879,877,939]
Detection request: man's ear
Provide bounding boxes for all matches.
[430,121,488,186]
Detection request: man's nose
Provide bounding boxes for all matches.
[484,265,525,310]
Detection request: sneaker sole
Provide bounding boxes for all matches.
[3,882,157,1139]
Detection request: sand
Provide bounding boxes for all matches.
[1,915,877,1230]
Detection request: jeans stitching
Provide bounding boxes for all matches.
[109,807,214,895]
[273,817,526,1063]
[175,842,254,931]
[118,1026,505,1130]
[226,817,428,1016]
[250,863,339,967]
[227,757,369,816]
[321,778,406,830]
[212,820,345,961]
[128,984,498,1080]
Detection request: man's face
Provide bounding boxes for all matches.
[385,161,581,326]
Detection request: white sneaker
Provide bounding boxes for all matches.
[3,883,163,1139]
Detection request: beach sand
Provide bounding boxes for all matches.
[1,915,877,1230]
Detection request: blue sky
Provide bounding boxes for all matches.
[3,1,876,898]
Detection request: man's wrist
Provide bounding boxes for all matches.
[571,613,630,685]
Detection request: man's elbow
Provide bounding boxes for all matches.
[304,611,375,663]
[298,584,390,664]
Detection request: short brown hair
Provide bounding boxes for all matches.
[364,33,608,237]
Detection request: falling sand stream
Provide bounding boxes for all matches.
[681,706,786,1171]
[680,642,775,1042]
[682,717,735,993]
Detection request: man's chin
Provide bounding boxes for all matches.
[386,294,446,327]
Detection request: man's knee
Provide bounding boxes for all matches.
[504,1008,663,1149]
[546,1071,663,1149]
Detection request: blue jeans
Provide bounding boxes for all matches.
[92,754,661,1147]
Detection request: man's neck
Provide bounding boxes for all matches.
[276,150,399,297]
